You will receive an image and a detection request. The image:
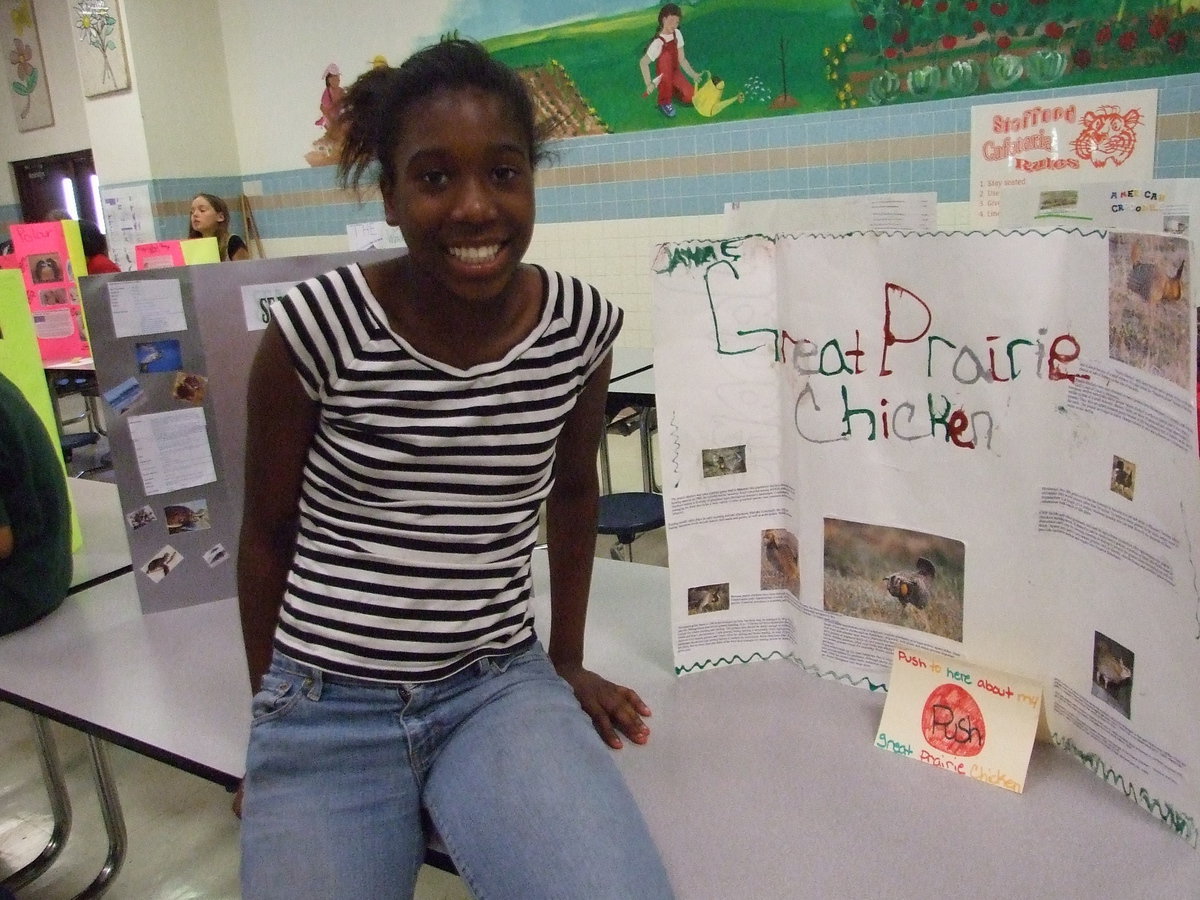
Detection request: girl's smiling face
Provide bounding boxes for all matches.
[382,86,535,305]
[190,196,224,236]
[662,13,680,33]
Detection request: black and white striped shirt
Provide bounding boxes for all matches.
[268,264,621,682]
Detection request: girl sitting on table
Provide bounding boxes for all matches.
[187,192,249,261]
[236,38,673,899]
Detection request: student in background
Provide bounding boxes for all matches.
[0,371,72,636]
[187,192,249,261]
[79,220,120,274]
[237,39,673,899]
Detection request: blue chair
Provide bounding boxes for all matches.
[597,491,664,562]
[52,374,108,471]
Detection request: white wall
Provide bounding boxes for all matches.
[0,0,91,205]
[81,0,151,185]
[123,0,237,178]
[217,0,455,174]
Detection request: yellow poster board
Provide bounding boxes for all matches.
[0,269,83,549]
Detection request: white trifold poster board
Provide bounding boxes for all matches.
[651,228,1199,843]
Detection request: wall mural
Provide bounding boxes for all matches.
[298,0,1199,161]
[468,0,1200,137]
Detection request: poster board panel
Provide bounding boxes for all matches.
[81,250,401,614]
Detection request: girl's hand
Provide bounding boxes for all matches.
[555,663,652,749]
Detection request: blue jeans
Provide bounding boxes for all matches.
[241,646,674,899]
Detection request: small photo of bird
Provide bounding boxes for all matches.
[883,557,935,610]
[687,582,730,616]
[760,528,800,597]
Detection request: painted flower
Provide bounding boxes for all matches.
[1045,22,1064,40]
[1148,14,1169,40]
[1073,49,1092,69]
[9,38,33,80]
[1166,30,1186,53]
[10,2,33,36]
[1117,30,1137,52]
[1096,24,1112,45]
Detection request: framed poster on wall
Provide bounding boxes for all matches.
[70,0,131,96]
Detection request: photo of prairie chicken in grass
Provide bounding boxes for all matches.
[823,518,964,641]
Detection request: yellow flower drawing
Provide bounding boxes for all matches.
[10,2,33,36]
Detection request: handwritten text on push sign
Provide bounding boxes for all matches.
[876,650,1037,792]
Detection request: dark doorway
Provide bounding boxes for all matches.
[11,149,99,226]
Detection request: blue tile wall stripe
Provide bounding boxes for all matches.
[76,72,1200,242]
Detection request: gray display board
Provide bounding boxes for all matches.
[82,250,401,613]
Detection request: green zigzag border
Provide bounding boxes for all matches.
[1053,733,1198,848]
[675,651,888,692]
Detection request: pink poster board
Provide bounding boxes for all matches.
[135,237,219,270]
[7,221,89,365]
[135,240,186,270]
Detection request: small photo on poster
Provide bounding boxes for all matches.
[701,444,746,478]
[29,253,64,284]
[172,372,208,404]
[142,545,182,583]
[103,376,146,415]
[1092,632,1134,719]
[141,254,176,270]
[1037,190,1079,215]
[1163,215,1188,236]
[1110,455,1136,500]
[38,287,69,306]
[125,504,157,530]
[203,543,229,568]
[136,339,183,373]
[687,582,730,615]
[164,499,211,534]
[760,528,800,597]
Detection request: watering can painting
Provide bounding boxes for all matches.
[693,71,743,118]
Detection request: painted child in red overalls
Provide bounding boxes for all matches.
[639,3,701,118]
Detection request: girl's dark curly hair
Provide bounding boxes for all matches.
[337,39,549,196]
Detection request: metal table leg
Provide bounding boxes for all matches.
[74,735,127,899]
[639,406,659,493]
[1,714,73,892]
[598,427,614,495]
[1,716,128,899]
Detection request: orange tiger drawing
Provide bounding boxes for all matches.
[1071,105,1142,168]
